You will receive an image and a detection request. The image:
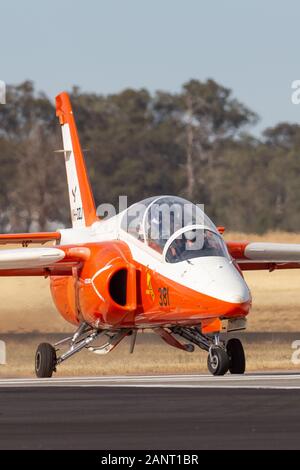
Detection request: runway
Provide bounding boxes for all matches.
[1,372,300,388]
[1,374,300,449]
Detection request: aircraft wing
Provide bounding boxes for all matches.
[227,241,300,271]
[0,246,89,276]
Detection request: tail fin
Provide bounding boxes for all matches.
[56,92,98,228]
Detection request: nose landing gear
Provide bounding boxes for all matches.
[226,338,246,374]
[207,347,229,376]
[171,326,246,376]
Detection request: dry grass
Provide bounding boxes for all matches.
[1,231,300,376]
[224,231,300,243]
[0,277,69,333]
[1,231,300,333]
[1,269,299,333]
[225,231,300,332]
[0,333,298,378]
[243,269,300,331]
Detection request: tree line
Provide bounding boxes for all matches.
[0,79,299,234]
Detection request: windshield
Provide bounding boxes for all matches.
[165,229,230,263]
[121,195,219,254]
[120,196,158,242]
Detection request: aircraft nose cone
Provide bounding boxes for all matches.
[182,257,251,304]
[205,259,251,304]
[230,293,249,303]
[225,279,250,304]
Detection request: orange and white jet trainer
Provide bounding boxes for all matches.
[1,92,300,377]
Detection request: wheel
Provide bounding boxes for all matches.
[226,338,245,374]
[207,347,229,376]
[35,343,57,378]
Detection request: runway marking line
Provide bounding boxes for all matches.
[1,374,300,389]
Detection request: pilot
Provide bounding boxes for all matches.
[148,214,165,253]
[135,223,144,241]
[184,229,198,251]
[184,229,214,256]
[167,230,197,262]
[202,230,218,255]
[169,236,185,261]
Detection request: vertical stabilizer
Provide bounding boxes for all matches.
[56,92,98,228]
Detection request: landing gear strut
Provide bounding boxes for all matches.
[34,322,131,378]
[171,326,245,376]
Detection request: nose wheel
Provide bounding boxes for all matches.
[207,347,229,376]
[226,338,245,374]
[207,338,246,376]
[170,327,246,377]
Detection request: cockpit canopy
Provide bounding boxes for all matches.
[165,228,229,263]
[121,196,229,262]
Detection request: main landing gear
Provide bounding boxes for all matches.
[35,343,57,378]
[170,327,245,376]
[34,323,245,378]
[35,322,131,378]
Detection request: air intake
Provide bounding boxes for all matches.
[109,269,127,306]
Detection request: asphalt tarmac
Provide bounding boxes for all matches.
[1,374,300,449]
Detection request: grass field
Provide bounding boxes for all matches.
[1,231,300,334]
[1,231,300,376]
[225,231,300,332]
[1,332,299,377]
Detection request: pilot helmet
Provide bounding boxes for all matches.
[184,229,197,241]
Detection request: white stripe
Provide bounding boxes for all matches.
[1,374,300,389]
[90,264,113,301]
[61,124,85,228]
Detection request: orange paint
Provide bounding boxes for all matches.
[0,91,297,378]
[0,232,60,245]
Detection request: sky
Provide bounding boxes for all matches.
[1,0,300,135]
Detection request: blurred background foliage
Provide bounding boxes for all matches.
[0,79,299,234]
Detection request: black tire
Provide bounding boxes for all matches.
[35,343,56,378]
[207,347,229,376]
[226,338,246,374]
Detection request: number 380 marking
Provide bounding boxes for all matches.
[158,287,170,306]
